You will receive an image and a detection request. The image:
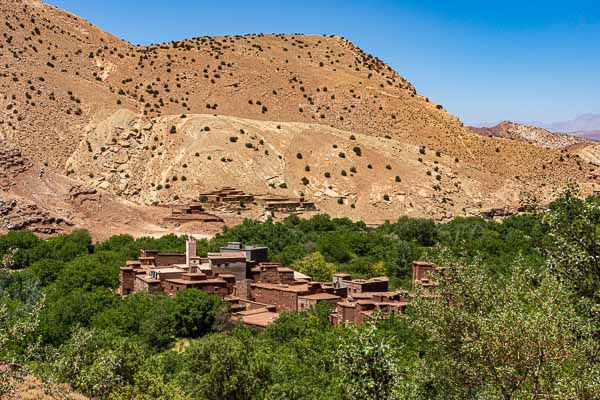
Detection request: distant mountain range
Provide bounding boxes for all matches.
[472,113,600,141]
[527,113,600,134]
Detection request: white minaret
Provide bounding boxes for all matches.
[186,236,196,268]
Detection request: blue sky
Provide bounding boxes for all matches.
[46,0,600,125]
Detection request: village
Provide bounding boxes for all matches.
[163,186,318,228]
[119,238,437,328]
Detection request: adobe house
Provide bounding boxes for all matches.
[199,187,254,204]
[163,272,232,298]
[250,262,295,284]
[412,261,437,292]
[165,202,224,223]
[231,308,280,329]
[207,251,248,282]
[220,242,269,263]
[250,282,322,313]
[329,291,410,326]
[332,274,389,295]
[298,292,341,312]
[119,260,142,297]
[119,237,202,297]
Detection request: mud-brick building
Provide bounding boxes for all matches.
[199,187,255,204]
[220,242,268,263]
[332,274,390,296]
[162,272,235,297]
[298,293,341,312]
[330,291,410,326]
[250,262,296,284]
[207,252,248,282]
[412,261,437,292]
[250,282,323,313]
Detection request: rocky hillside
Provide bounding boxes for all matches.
[1,0,599,227]
[0,138,210,240]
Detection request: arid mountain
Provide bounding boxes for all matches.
[1,0,599,233]
[469,121,592,149]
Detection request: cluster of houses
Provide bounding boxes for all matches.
[119,239,437,328]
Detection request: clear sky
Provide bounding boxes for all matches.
[45,0,600,125]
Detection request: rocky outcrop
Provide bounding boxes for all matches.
[0,198,71,235]
[0,140,32,190]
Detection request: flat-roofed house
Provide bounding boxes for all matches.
[298,292,341,312]
[250,282,321,313]
[208,251,248,282]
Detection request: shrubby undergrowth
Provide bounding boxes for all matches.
[0,188,598,399]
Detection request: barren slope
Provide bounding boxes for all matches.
[1,0,598,227]
[0,138,221,240]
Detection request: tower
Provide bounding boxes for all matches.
[186,236,196,268]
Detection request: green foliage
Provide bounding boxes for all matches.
[176,333,270,400]
[49,251,123,294]
[0,188,597,399]
[172,289,222,338]
[45,328,147,399]
[335,320,403,400]
[39,287,117,345]
[0,230,40,269]
[545,188,600,303]
[410,258,598,399]
[293,252,336,282]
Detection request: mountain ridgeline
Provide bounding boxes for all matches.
[1,0,599,230]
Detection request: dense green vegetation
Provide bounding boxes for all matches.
[1,189,598,399]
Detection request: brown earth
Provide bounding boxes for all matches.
[1,0,599,235]
[0,138,224,240]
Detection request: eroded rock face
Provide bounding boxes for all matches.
[0,197,71,235]
[0,140,32,190]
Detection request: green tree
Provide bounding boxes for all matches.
[172,289,222,338]
[292,252,336,282]
[334,319,403,400]
[177,333,270,400]
[544,189,600,303]
[410,258,598,400]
